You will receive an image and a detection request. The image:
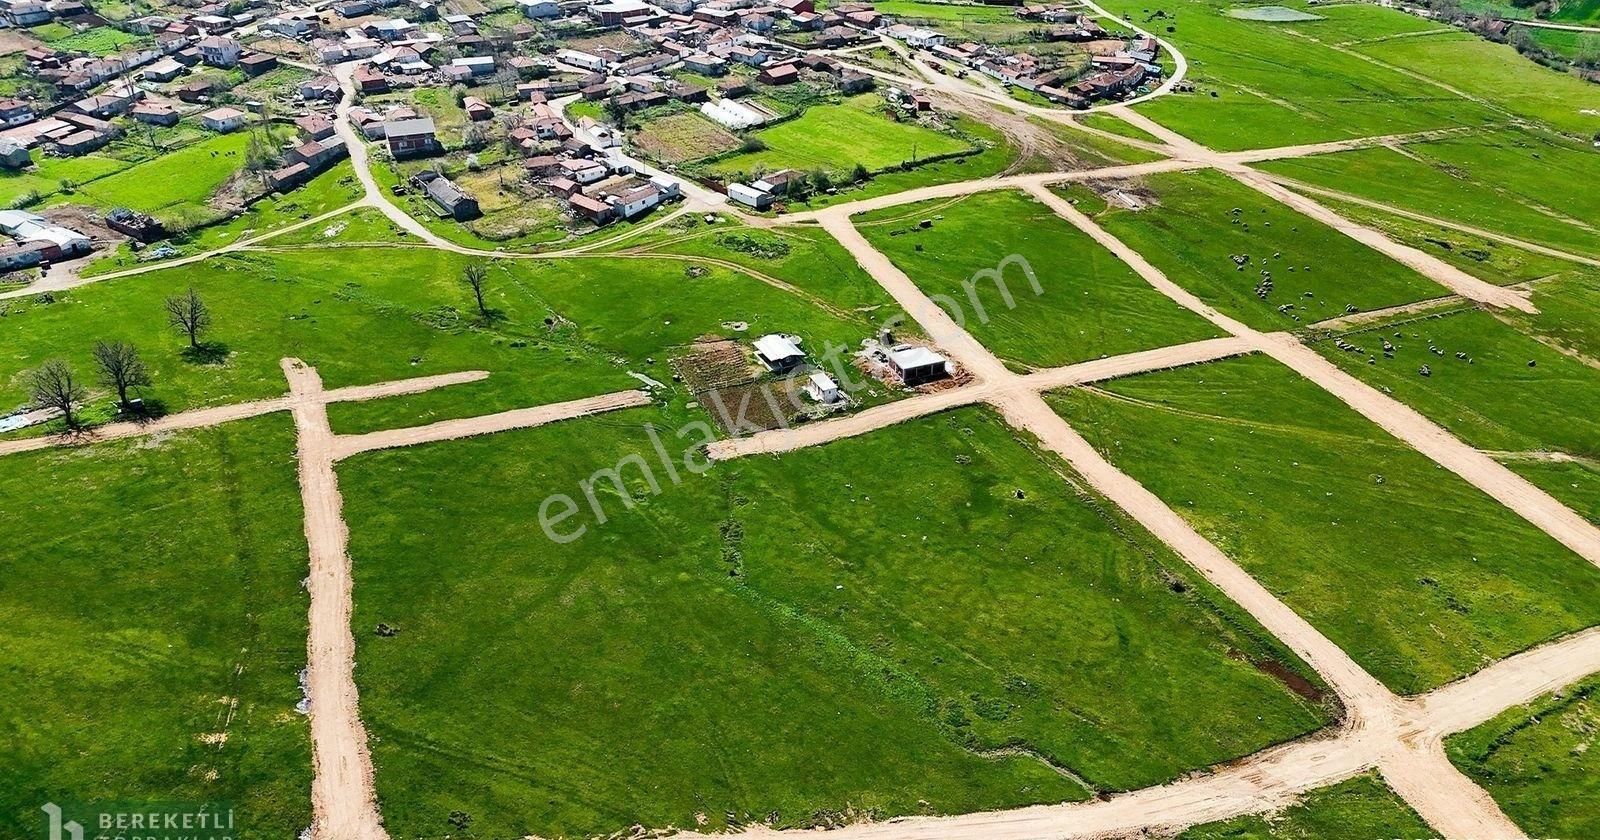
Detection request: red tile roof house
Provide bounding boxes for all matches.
[568,192,615,225]
[130,101,180,125]
[295,113,336,141]
[758,63,798,85]
[462,95,493,121]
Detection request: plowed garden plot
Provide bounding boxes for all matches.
[339,405,1330,839]
[1047,354,1600,694]
[634,112,742,164]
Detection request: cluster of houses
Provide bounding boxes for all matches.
[869,1,1163,108]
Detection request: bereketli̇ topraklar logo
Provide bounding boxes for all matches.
[41,801,238,840]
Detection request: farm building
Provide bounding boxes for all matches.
[805,371,841,403]
[888,345,949,385]
[418,172,481,220]
[726,182,772,209]
[754,334,805,372]
[0,209,91,261]
[0,138,30,169]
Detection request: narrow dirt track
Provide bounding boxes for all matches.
[710,336,1256,460]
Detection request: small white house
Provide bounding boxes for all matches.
[754,333,805,372]
[518,0,560,17]
[201,106,248,132]
[450,55,496,76]
[805,371,841,403]
[727,182,771,209]
[888,345,949,385]
[559,158,608,184]
[556,48,606,71]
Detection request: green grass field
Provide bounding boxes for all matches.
[1048,354,1600,694]
[1447,677,1600,838]
[339,404,1329,838]
[1078,169,1446,329]
[1258,129,1600,260]
[1505,457,1600,525]
[0,418,312,839]
[0,154,132,207]
[50,25,148,55]
[1177,774,1434,839]
[1351,30,1600,137]
[74,131,258,228]
[80,162,367,277]
[708,95,974,179]
[0,249,630,435]
[0,236,906,436]
[1100,0,1498,151]
[857,191,1223,369]
[1310,307,1600,456]
[1550,0,1600,23]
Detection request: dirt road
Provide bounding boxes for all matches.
[332,389,650,459]
[282,358,390,840]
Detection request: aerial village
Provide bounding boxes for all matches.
[0,0,1166,270]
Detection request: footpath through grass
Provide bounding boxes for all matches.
[1048,354,1600,694]
[0,417,311,839]
[340,404,1330,838]
[1177,774,1434,839]
[1447,677,1600,839]
[857,190,1223,369]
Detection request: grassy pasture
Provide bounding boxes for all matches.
[1505,457,1600,525]
[1258,129,1600,260]
[1310,307,1600,456]
[1447,677,1600,839]
[856,190,1223,369]
[1177,774,1433,839]
[727,407,1333,792]
[707,95,974,179]
[1551,0,1600,23]
[340,408,1085,838]
[0,249,631,436]
[1047,354,1600,694]
[51,25,147,55]
[340,405,1328,838]
[1077,169,1445,329]
[73,131,258,227]
[766,115,1019,212]
[1351,30,1600,137]
[79,161,367,277]
[0,418,311,839]
[0,154,131,207]
[1101,0,1497,151]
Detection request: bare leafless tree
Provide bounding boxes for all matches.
[29,358,84,430]
[92,339,151,409]
[164,287,211,348]
[463,263,489,316]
